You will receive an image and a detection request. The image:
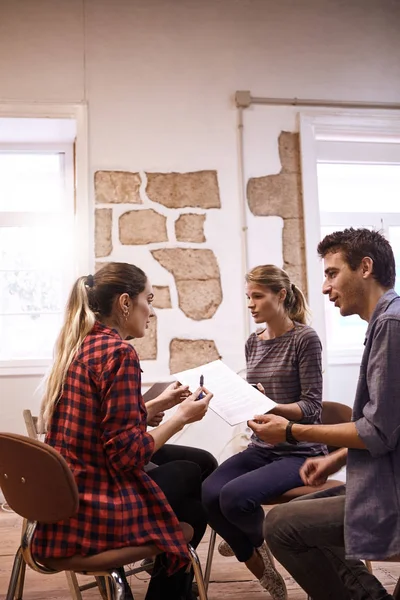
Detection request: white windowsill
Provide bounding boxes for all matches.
[0,360,51,377]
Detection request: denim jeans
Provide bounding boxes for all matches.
[202,445,307,561]
[264,485,393,600]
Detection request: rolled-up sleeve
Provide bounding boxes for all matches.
[356,317,400,458]
[100,346,155,471]
[296,329,323,422]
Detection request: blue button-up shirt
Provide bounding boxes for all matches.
[345,289,400,560]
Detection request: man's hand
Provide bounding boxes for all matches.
[300,450,347,486]
[147,411,165,427]
[247,414,289,444]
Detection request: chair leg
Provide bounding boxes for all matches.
[204,528,217,591]
[393,576,400,600]
[188,544,208,600]
[364,560,373,574]
[65,571,84,600]
[14,559,26,600]
[108,570,125,600]
[6,548,24,600]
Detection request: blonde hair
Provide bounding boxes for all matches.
[40,262,147,429]
[246,265,310,324]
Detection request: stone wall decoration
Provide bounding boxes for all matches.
[146,170,221,209]
[119,209,168,245]
[95,171,142,204]
[95,208,112,258]
[175,213,206,243]
[152,286,172,309]
[131,316,157,360]
[247,131,307,292]
[169,338,221,374]
[151,248,222,320]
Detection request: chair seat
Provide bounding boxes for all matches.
[268,479,344,504]
[42,543,162,572]
[41,521,194,573]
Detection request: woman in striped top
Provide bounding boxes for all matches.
[202,265,326,600]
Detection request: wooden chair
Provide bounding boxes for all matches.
[23,409,216,595]
[23,410,90,600]
[0,432,209,600]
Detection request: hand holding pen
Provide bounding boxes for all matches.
[198,374,205,399]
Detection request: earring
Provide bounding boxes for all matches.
[123,308,129,321]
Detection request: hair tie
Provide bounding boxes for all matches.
[86,274,94,288]
[291,283,296,293]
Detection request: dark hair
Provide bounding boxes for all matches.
[245,264,310,324]
[87,262,147,317]
[317,228,396,288]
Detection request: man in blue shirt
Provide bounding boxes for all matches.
[248,228,400,600]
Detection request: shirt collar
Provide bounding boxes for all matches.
[364,289,399,345]
[92,320,122,339]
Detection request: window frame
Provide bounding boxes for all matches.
[0,104,89,376]
[300,110,400,371]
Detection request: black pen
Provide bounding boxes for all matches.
[198,374,205,399]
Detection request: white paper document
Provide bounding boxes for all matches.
[173,360,276,426]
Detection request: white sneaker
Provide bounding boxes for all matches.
[218,539,235,557]
[257,542,288,600]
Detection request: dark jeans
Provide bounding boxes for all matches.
[144,459,208,600]
[202,445,306,562]
[152,444,218,483]
[264,485,393,600]
[140,447,217,599]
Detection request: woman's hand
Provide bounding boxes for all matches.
[247,414,289,444]
[155,382,190,411]
[146,382,190,422]
[174,388,213,426]
[147,411,165,427]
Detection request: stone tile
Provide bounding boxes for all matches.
[95,208,112,258]
[247,173,302,219]
[175,213,206,243]
[279,131,301,174]
[130,316,157,360]
[151,248,220,280]
[119,209,168,245]
[152,286,172,309]
[169,338,220,374]
[146,171,221,209]
[94,171,142,204]
[176,279,222,320]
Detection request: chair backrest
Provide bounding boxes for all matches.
[0,432,78,523]
[321,401,352,453]
[321,401,352,425]
[23,409,45,440]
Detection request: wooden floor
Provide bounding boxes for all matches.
[1,509,399,599]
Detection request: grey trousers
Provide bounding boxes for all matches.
[264,485,393,600]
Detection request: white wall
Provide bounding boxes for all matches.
[1,0,399,444]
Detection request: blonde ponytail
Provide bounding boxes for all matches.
[40,277,95,429]
[287,283,310,325]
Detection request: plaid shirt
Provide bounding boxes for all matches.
[33,322,189,573]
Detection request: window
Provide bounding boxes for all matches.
[317,161,400,358]
[300,112,400,366]
[0,144,75,371]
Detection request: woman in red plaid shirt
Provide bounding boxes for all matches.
[34,262,213,599]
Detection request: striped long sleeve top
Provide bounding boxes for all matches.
[246,323,327,457]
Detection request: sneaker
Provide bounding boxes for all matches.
[257,542,287,600]
[218,540,235,557]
